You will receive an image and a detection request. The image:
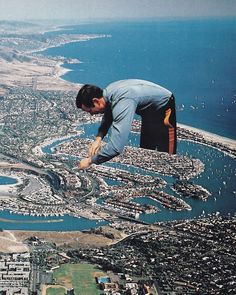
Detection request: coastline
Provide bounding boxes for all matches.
[0,24,111,95]
[0,20,235,144]
[0,26,234,149]
[178,123,236,152]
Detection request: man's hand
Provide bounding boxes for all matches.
[89,136,102,157]
[79,157,92,170]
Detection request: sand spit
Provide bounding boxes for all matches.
[178,123,236,152]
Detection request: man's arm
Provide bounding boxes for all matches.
[91,99,137,165]
[89,106,113,157]
[97,106,113,139]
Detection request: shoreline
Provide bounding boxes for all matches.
[0,28,235,148]
[177,123,236,156]
[178,123,236,148]
[0,21,235,144]
[37,27,235,145]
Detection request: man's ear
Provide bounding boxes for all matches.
[93,97,103,107]
[92,98,99,105]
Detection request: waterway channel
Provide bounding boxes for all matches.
[0,123,235,230]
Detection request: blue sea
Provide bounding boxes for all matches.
[43,18,236,139]
[0,18,235,230]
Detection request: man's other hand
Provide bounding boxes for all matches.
[89,136,102,157]
[79,157,92,169]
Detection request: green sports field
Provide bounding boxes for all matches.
[46,263,105,295]
[46,286,66,295]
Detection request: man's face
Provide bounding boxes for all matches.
[81,98,106,115]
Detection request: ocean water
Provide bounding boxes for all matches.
[42,18,236,139]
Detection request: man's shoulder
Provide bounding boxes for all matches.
[106,79,153,88]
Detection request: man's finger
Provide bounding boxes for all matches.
[88,147,95,157]
[92,146,98,156]
[88,144,95,156]
[89,145,99,157]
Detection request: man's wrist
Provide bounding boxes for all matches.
[95,136,102,142]
[96,131,104,140]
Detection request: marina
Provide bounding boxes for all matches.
[0,124,235,230]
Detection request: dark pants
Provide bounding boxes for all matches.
[140,95,177,154]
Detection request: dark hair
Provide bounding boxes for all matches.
[76,84,103,108]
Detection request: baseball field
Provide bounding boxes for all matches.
[46,263,105,295]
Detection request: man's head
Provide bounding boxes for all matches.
[76,84,106,115]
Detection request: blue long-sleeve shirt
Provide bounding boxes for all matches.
[91,79,172,164]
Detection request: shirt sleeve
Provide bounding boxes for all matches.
[92,99,137,164]
[96,106,113,138]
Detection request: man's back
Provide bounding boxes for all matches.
[103,79,172,112]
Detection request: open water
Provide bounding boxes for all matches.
[43,18,236,139]
[0,176,17,185]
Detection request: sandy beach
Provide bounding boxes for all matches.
[178,123,236,151]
